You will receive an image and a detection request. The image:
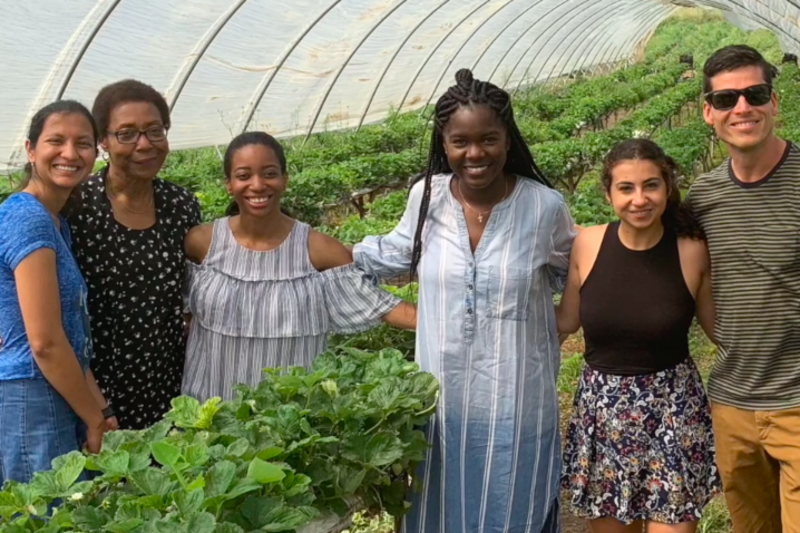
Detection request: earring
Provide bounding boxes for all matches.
[102,151,109,162]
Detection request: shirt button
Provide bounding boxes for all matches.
[467,308,473,315]
[468,284,474,291]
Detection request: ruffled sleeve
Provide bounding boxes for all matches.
[320,263,401,334]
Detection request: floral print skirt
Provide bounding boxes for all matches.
[561,357,720,525]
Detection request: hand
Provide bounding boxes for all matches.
[84,418,107,454]
[106,416,119,431]
[558,332,570,346]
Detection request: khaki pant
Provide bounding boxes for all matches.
[711,402,800,533]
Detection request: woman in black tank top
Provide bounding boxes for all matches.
[557,139,719,532]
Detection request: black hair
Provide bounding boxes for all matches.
[20,99,98,189]
[409,68,551,276]
[222,131,288,217]
[92,79,170,138]
[601,139,703,240]
[702,45,778,94]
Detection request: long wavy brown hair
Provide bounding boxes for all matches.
[601,139,704,240]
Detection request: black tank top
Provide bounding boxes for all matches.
[579,222,695,375]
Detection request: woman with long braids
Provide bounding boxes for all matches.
[354,69,576,533]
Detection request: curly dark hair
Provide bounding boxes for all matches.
[92,79,170,137]
[601,139,704,240]
[702,45,777,93]
[409,68,551,276]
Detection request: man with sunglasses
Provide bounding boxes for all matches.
[686,44,800,532]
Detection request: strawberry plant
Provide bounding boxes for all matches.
[0,348,438,533]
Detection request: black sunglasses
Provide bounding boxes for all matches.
[704,83,773,110]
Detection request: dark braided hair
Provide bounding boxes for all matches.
[601,139,704,240]
[409,68,551,276]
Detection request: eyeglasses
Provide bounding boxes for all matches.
[107,125,168,144]
[704,84,773,111]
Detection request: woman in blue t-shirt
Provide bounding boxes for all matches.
[0,100,112,483]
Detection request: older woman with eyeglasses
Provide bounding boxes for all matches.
[64,79,201,430]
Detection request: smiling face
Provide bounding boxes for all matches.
[102,101,169,181]
[703,65,778,153]
[606,159,668,231]
[442,104,510,189]
[225,143,287,217]
[25,112,97,192]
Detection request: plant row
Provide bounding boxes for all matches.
[0,348,438,533]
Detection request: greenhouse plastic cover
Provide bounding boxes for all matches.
[2,0,800,174]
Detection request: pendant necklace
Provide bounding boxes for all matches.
[458,177,509,223]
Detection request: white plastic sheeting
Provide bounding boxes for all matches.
[1,0,798,173]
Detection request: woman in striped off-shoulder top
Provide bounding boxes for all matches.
[181,132,416,402]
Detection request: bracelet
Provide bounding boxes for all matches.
[102,406,115,419]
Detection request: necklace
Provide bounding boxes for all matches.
[458,177,509,223]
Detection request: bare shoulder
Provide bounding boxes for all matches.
[574,224,607,256]
[572,224,608,283]
[308,229,353,272]
[677,236,709,267]
[185,223,214,264]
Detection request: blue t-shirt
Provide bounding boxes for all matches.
[0,193,91,380]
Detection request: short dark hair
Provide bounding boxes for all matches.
[21,100,98,189]
[222,131,287,217]
[703,45,777,93]
[92,79,170,137]
[602,138,703,240]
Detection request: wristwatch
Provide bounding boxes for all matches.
[102,406,115,419]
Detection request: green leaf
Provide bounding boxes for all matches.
[129,469,174,496]
[54,451,86,492]
[166,397,201,428]
[225,439,250,458]
[187,474,206,491]
[114,501,141,522]
[152,517,182,533]
[100,431,128,452]
[30,471,62,498]
[72,506,109,532]
[341,468,366,495]
[281,473,312,498]
[246,458,285,484]
[197,398,222,429]
[262,506,318,532]
[174,488,204,516]
[255,447,283,461]
[204,461,236,499]
[185,443,209,467]
[235,495,283,530]
[105,518,144,533]
[94,450,131,477]
[150,442,182,467]
[214,524,244,533]
[142,420,173,442]
[185,512,216,533]
[223,478,260,501]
